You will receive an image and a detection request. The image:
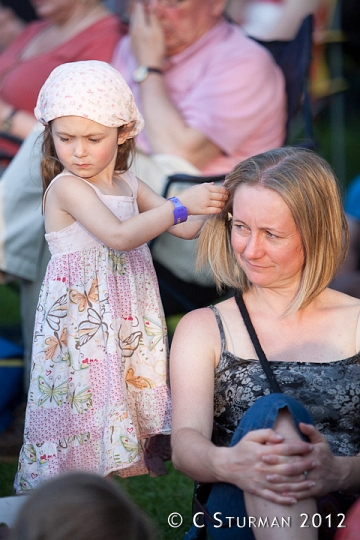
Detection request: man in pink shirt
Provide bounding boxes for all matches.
[113,0,286,192]
[111,0,286,308]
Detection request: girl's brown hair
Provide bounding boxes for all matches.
[197,146,349,315]
[10,472,154,540]
[40,122,136,193]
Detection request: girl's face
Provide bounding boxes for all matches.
[231,184,304,291]
[51,116,124,181]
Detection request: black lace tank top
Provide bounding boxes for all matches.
[210,305,360,456]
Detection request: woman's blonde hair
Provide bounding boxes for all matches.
[197,147,349,314]
[40,122,136,193]
[10,472,154,540]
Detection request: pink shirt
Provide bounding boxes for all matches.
[112,19,286,176]
[0,16,127,114]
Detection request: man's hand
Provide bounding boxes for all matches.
[130,2,165,67]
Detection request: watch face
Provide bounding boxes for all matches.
[133,66,148,83]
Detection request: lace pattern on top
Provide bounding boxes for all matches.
[210,305,360,457]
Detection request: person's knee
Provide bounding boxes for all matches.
[231,394,313,446]
[273,407,302,441]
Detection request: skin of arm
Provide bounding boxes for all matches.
[0,97,37,139]
[170,307,317,506]
[129,3,222,168]
[44,175,227,250]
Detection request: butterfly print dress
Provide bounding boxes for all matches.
[14,170,171,493]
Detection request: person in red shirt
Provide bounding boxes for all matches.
[0,0,126,141]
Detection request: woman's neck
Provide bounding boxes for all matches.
[51,2,109,35]
[21,2,110,60]
[244,284,303,320]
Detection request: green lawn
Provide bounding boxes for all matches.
[0,460,194,539]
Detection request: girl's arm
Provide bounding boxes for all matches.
[137,178,227,239]
[45,175,226,251]
[170,309,316,505]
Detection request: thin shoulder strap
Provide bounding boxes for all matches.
[121,170,138,199]
[234,291,282,393]
[42,171,100,212]
[209,305,227,353]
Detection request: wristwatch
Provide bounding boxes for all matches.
[168,197,188,225]
[1,108,17,133]
[132,66,163,83]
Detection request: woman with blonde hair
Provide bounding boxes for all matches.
[170,147,360,539]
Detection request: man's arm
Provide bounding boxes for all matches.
[129,3,222,167]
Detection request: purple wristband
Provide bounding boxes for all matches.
[168,196,188,225]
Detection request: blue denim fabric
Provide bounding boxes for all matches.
[184,394,314,540]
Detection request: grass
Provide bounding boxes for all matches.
[0,460,195,539]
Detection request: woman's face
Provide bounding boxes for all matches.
[231,184,304,291]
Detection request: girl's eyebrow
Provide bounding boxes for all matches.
[54,130,105,137]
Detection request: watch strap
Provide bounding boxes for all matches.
[1,109,17,133]
[133,66,163,83]
[168,196,188,225]
[147,67,163,75]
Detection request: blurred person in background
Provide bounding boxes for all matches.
[0,0,126,142]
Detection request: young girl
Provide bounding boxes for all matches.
[14,60,227,492]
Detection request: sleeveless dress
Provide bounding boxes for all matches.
[14,171,171,493]
[210,305,360,456]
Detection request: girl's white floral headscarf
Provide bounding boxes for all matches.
[34,60,144,139]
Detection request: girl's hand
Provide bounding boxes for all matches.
[178,182,228,215]
[220,429,315,505]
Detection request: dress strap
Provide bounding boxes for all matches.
[120,170,138,199]
[42,171,70,212]
[208,305,226,354]
[42,171,102,212]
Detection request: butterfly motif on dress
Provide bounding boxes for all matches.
[68,385,93,414]
[119,330,142,357]
[125,366,154,389]
[44,327,68,361]
[37,376,68,406]
[76,307,109,349]
[23,444,37,464]
[143,315,167,350]
[120,435,139,463]
[59,432,91,448]
[108,249,127,275]
[19,476,37,491]
[69,277,99,313]
[45,294,67,331]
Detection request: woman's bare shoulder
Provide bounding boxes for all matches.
[322,287,360,310]
[175,306,219,335]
